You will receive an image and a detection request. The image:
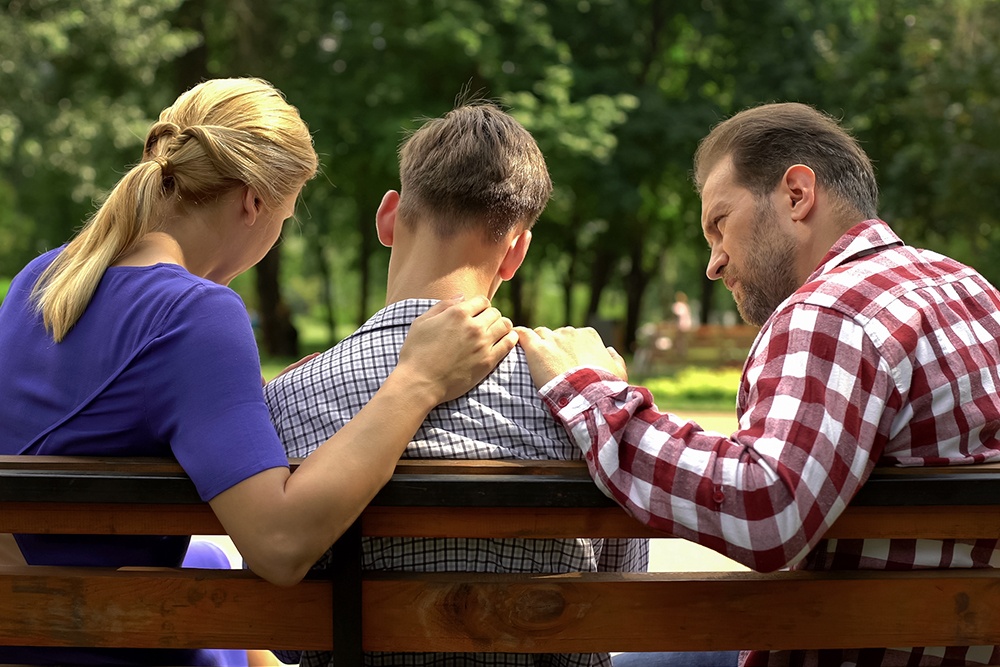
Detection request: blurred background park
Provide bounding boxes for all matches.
[2,0,999,416]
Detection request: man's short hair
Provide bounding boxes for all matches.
[398,102,552,242]
[693,102,879,220]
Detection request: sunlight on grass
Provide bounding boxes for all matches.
[640,367,741,412]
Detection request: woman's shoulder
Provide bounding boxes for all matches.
[9,247,63,288]
[65,264,253,357]
[103,263,247,317]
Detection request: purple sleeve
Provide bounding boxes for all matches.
[140,285,289,500]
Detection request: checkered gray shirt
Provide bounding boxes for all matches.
[264,299,648,667]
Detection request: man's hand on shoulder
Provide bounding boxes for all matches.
[515,326,628,389]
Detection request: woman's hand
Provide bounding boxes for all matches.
[516,326,628,389]
[397,295,516,405]
[215,296,515,586]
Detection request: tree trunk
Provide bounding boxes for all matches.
[313,237,337,348]
[562,220,580,325]
[699,271,715,326]
[585,245,615,322]
[356,200,376,327]
[255,245,299,357]
[230,0,299,356]
[172,0,208,93]
[623,240,651,353]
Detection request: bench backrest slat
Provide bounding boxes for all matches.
[5,456,1000,540]
[364,570,1000,652]
[3,567,1000,652]
[6,500,1000,543]
[0,566,332,650]
[4,502,1000,540]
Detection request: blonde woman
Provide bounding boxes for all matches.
[0,78,515,666]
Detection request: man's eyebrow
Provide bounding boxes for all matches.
[701,208,719,231]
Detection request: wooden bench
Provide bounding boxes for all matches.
[2,456,1000,664]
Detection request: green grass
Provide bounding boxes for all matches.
[635,366,741,412]
[673,410,737,434]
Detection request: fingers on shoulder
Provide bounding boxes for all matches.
[419,296,460,318]
[543,325,602,343]
[494,328,519,358]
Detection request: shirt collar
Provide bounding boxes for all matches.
[806,218,904,283]
[349,298,440,339]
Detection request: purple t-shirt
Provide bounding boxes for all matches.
[0,248,289,665]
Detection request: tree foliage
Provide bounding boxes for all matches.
[2,0,999,355]
[0,0,196,273]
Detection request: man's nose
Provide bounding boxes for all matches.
[706,248,728,281]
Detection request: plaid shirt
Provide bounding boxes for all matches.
[265,299,648,667]
[540,220,1000,667]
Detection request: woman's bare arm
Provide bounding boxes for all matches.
[209,296,516,585]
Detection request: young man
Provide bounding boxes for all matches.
[518,102,1000,667]
[265,102,648,667]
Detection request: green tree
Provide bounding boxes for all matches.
[0,0,197,273]
[262,0,639,340]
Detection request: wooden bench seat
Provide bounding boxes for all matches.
[2,456,999,661]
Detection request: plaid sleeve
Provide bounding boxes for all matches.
[540,305,899,572]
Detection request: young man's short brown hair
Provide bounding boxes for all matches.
[397,102,552,242]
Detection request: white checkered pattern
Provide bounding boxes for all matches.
[265,299,648,667]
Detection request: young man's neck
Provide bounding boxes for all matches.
[383,235,500,305]
[385,268,493,305]
[381,218,513,306]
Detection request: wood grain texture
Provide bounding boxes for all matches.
[361,570,1000,652]
[5,567,1000,652]
[0,566,332,650]
[0,502,225,535]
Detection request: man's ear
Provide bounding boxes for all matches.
[242,186,261,227]
[375,190,400,247]
[782,164,817,222]
[498,229,532,281]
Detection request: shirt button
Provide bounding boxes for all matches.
[557,397,569,407]
[713,491,725,504]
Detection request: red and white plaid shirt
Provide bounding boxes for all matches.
[540,220,1000,666]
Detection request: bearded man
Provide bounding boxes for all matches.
[517,102,1000,667]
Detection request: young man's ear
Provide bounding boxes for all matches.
[498,230,532,281]
[375,190,400,247]
[781,164,817,222]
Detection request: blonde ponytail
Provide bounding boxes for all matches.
[33,158,172,341]
[30,77,317,342]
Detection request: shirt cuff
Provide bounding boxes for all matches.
[539,366,630,422]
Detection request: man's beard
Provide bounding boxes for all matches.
[729,201,799,328]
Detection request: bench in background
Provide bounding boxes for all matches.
[633,323,760,374]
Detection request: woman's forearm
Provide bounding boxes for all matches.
[211,296,515,585]
[210,369,438,585]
